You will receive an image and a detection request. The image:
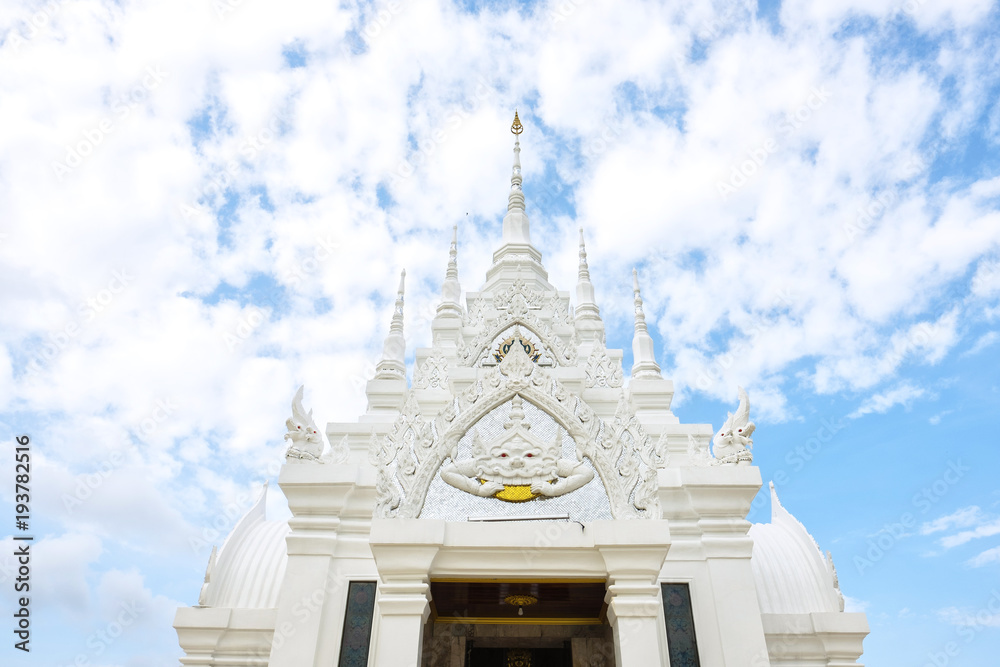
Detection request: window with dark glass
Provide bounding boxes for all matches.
[661,582,701,667]
[338,581,377,667]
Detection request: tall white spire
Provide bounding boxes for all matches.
[375,269,406,379]
[437,225,463,317]
[502,110,530,245]
[483,111,553,292]
[631,268,662,379]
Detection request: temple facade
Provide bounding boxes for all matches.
[173,114,869,667]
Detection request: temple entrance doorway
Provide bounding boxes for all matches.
[467,644,572,666]
[420,579,615,667]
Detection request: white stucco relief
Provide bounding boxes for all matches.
[439,394,594,501]
[458,278,577,367]
[369,342,659,519]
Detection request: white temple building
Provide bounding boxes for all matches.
[174,113,869,667]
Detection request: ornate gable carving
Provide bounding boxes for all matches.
[370,343,659,520]
[414,351,450,389]
[458,278,577,368]
[584,338,623,388]
[493,278,543,314]
[458,315,577,367]
[587,392,661,519]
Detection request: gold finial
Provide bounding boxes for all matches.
[511,110,523,135]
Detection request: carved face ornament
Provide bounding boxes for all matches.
[476,432,558,482]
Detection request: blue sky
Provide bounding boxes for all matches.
[1,0,999,665]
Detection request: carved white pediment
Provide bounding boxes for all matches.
[458,314,578,368]
[370,343,659,519]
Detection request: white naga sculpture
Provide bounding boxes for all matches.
[284,385,325,462]
[440,395,594,503]
[712,386,756,465]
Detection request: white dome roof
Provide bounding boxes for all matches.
[202,483,289,609]
[749,483,844,615]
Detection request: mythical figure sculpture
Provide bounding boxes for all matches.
[440,395,594,502]
[285,385,325,462]
[712,386,755,465]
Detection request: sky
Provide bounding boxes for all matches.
[0,0,999,665]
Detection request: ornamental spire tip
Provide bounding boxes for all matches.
[511,110,523,135]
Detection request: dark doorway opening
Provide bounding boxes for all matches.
[468,643,572,667]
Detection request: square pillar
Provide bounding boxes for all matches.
[605,578,666,667]
[593,520,671,667]
[369,519,446,667]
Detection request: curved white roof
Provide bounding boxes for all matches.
[202,483,290,609]
[749,483,844,615]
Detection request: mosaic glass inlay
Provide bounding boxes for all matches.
[338,581,377,667]
[661,583,701,667]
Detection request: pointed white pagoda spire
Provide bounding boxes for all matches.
[502,110,530,245]
[575,227,602,318]
[631,268,662,379]
[375,269,406,379]
[436,225,463,317]
[483,111,553,292]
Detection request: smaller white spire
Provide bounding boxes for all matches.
[575,227,601,323]
[375,269,406,379]
[631,268,662,379]
[437,225,463,317]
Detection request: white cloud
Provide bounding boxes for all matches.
[968,546,1000,568]
[938,605,1000,628]
[963,331,999,357]
[844,595,870,613]
[848,383,926,419]
[921,506,985,535]
[940,518,1000,549]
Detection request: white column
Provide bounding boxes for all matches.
[371,579,433,667]
[605,577,667,666]
[269,463,362,667]
[369,519,446,667]
[594,520,671,667]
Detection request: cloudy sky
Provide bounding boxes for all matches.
[2,0,999,665]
